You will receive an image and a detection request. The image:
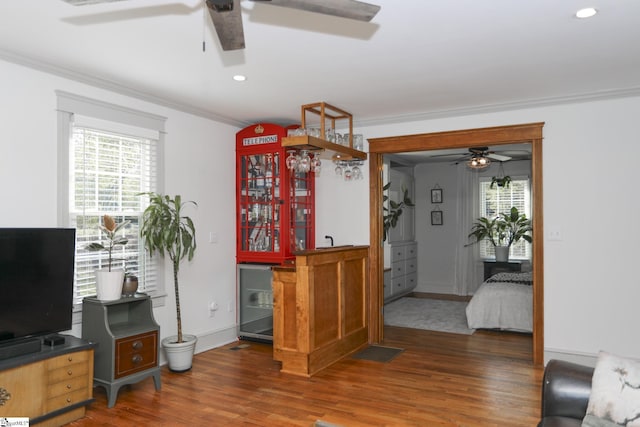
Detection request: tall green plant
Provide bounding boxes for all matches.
[139,193,197,343]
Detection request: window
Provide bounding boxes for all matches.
[478,177,531,260]
[57,92,166,306]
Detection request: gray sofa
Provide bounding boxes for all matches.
[538,359,594,427]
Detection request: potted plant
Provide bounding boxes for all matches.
[382,182,414,241]
[490,175,512,189]
[490,162,512,188]
[467,207,532,262]
[85,214,130,301]
[139,192,197,372]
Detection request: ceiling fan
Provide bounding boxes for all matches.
[427,147,512,169]
[61,0,381,51]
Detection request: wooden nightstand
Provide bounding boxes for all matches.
[483,260,522,281]
[82,294,161,408]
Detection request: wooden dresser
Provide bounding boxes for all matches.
[0,335,95,426]
[272,245,369,377]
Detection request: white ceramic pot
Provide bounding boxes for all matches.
[162,334,197,372]
[494,246,509,262]
[95,268,125,301]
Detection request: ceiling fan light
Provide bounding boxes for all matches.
[467,156,491,170]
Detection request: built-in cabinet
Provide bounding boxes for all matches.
[384,241,418,302]
[383,164,417,302]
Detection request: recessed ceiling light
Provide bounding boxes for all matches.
[233,75,247,82]
[576,7,597,18]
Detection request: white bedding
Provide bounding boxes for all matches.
[465,272,533,333]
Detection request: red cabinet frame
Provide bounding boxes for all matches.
[236,123,315,264]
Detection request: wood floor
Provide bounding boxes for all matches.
[69,325,543,426]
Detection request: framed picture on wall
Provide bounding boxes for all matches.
[431,210,443,226]
[431,188,443,204]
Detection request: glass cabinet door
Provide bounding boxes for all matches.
[289,170,314,252]
[239,152,281,255]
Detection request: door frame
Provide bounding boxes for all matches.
[367,122,544,365]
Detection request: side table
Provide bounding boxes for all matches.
[82,294,161,408]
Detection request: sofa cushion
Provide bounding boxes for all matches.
[582,351,640,427]
[538,416,583,427]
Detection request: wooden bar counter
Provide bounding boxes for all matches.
[272,245,369,377]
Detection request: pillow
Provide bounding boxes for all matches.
[582,351,640,427]
[485,271,533,285]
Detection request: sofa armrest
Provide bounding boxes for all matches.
[540,360,594,420]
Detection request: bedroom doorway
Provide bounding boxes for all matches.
[367,123,544,365]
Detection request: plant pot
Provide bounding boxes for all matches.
[162,334,197,372]
[495,246,510,262]
[122,275,138,297]
[95,268,125,301]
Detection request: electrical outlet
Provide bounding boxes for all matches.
[227,301,234,312]
[209,301,218,318]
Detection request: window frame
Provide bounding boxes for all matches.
[478,175,532,261]
[56,91,167,315]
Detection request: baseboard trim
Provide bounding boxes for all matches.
[544,348,598,367]
[158,325,239,367]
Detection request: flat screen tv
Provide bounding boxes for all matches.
[0,228,76,345]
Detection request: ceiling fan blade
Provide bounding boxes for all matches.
[61,0,128,5]
[206,0,245,51]
[487,153,512,162]
[254,0,381,22]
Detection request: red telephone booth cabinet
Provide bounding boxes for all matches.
[236,123,315,264]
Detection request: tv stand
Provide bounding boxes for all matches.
[0,337,41,360]
[0,335,96,426]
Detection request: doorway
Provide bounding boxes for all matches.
[367,123,544,365]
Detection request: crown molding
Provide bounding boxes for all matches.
[3,48,640,130]
[355,86,640,128]
[0,48,245,128]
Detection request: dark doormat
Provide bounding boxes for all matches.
[352,345,404,363]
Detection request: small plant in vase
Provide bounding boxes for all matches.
[85,214,131,301]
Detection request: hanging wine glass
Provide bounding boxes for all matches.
[334,164,343,176]
[285,150,298,171]
[352,165,362,180]
[344,166,353,181]
[298,150,311,173]
[311,153,322,174]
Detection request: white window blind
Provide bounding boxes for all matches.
[56,91,166,307]
[478,177,531,260]
[70,126,159,304]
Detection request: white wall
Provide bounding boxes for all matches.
[4,55,640,366]
[356,96,640,364]
[0,59,240,360]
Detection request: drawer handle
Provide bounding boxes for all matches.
[132,354,143,364]
[67,370,73,376]
[68,356,73,362]
[132,340,143,350]
[67,384,72,390]
[67,398,72,403]
[0,387,11,406]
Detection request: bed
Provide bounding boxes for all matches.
[465,271,533,333]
